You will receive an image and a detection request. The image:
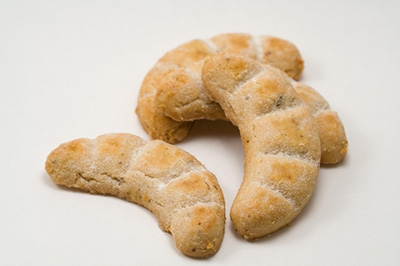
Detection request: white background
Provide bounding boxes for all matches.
[1,0,399,265]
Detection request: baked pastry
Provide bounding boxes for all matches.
[45,133,225,258]
[202,54,320,240]
[136,33,304,143]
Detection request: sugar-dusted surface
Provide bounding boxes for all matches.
[137,33,303,143]
[45,133,225,258]
[203,54,321,239]
[1,0,400,265]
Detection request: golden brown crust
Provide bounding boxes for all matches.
[45,133,225,258]
[136,33,304,143]
[135,63,193,143]
[202,54,320,240]
[257,36,304,80]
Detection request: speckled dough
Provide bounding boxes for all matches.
[136,33,304,143]
[202,54,321,240]
[45,133,225,258]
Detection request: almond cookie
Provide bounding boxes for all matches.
[45,133,225,258]
[136,33,304,143]
[202,54,320,240]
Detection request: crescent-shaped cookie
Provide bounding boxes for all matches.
[202,54,320,240]
[136,33,304,143]
[45,133,225,257]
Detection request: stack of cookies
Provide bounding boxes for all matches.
[46,33,348,258]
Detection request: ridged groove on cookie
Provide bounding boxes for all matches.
[234,91,301,120]
[202,38,219,53]
[128,138,148,165]
[79,135,139,186]
[253,35,264,61]
[76,138,96,185]
[313,107,333,118]
[250,179,296,210]
[124,167,218,209]
[247,112,320,164]
[131,140,195,181]
[177,201,224,216]
[227,71,301,123]
[290,81,331,113]
[139,61,183,99]
[156,164,209,190]
[162,176,224,212]
[132,140,223,210]
[225,60,288,97]
[172,98,212,114]
[224,67,265,95]
[248,35,259,58]
[227,65,307,116]
[257,103,305,122]
[156,67,222,121]
[71,137,116,186]
[255,152,318,207]
[168,69,215,112]
[138,90,157,100]
[175,66,203,92]
[258,148,320,166]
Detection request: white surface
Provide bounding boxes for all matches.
[1,0,399,265]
